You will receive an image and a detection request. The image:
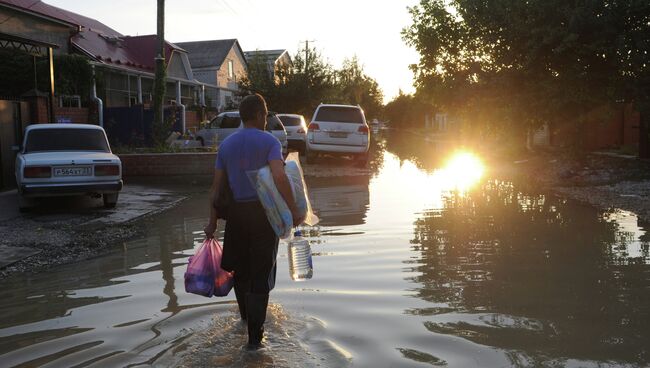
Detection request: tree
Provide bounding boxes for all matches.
[403,0,650,155]
[336,57,384,119]
[384,91,432,129]
[240,45,337,117]
[240,47,384,119]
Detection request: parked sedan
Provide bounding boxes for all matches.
[15,124,123,211]
[196,111,288,154]
[277,113,307,153]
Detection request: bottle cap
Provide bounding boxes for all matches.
[294,230,302,237]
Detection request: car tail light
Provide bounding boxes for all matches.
[308,123,320,132]
[95,165,120,176]
[358,125,369,134]
[24,166,51,178]
[297,127,305,134]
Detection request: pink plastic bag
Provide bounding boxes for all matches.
[184,238,234,297]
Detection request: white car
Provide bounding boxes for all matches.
[305,104,370,164]
[277,113,307,153]
[196,111,288,155]
[15,124,122,211]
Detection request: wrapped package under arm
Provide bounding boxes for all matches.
[249,152,319,238]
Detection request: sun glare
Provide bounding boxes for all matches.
[435,151,485,192]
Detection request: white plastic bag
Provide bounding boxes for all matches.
[249,153,319,238]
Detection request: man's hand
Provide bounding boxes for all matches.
[204,221,217,239]
[291,208,306,227]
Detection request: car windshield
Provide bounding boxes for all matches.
[266,115,285,131]
[315,106,364,124]
[25,128,110,153]
[278,115,303,127]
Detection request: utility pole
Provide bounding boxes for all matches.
[301,40,315,109]
[301,40,315,80]
[153,0,166,126]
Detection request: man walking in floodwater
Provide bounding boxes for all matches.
[204,94,304,348]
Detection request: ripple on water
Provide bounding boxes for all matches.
[168,304,352,368]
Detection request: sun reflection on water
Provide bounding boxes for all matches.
[435,152,485,192]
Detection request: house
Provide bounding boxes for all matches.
[0,0,210,132]
[176,39,247,110]
[243,49,292,83]
[0,0,79,55]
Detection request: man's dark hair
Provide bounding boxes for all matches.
[239,94,267,122]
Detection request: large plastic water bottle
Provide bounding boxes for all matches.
[288,231,313,281]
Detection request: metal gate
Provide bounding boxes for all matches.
[0,100,28,190]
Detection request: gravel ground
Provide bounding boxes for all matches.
[495,150,650,222]
[0,185,186,279]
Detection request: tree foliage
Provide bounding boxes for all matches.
[0,50,92,102]
[384,91,432,129]
[240,46,384,120]
[402,0,650,150]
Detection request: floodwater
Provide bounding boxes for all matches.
[1,132,650,367]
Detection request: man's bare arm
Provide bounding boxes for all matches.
[204,169,224,238]
[269,159,304,226]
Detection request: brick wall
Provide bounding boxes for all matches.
[24,96,49,123]
[55,107,89,123]
[118,152,217,177]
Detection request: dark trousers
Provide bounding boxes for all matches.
[222,200,279,345]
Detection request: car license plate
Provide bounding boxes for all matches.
[54,166,91,176]
[329,132,348,138]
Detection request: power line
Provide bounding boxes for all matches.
[219,0,239,16]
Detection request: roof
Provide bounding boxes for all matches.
[1,0,186,73]
[176,39,243,69]
[0,0,117,34]
[75,34,186,73]
[26,123,104,131]
[244,49,288,63]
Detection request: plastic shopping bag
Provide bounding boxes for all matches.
[248,152,319,238]
[184,238,234,297]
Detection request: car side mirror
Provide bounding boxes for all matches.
[11,145,21,152]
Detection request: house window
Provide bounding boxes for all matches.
[228,60,234,79]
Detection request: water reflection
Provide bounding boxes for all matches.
[0,197,225,367]
[409,179,650,365]
[1,132,649,367]
[308,176,370,227]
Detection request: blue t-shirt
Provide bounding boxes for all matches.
[216,128,283,202]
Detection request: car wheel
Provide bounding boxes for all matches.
[103,193,119,208]
[18,194,34,212]
[197,137,205,147]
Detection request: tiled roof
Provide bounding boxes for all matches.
[1,0,119,35]
[1,0,185,73]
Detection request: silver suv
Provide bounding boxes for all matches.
[196,111,288,154]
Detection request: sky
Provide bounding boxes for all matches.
[45,0,420,103]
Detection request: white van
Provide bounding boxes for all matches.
[305,104,369,164]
